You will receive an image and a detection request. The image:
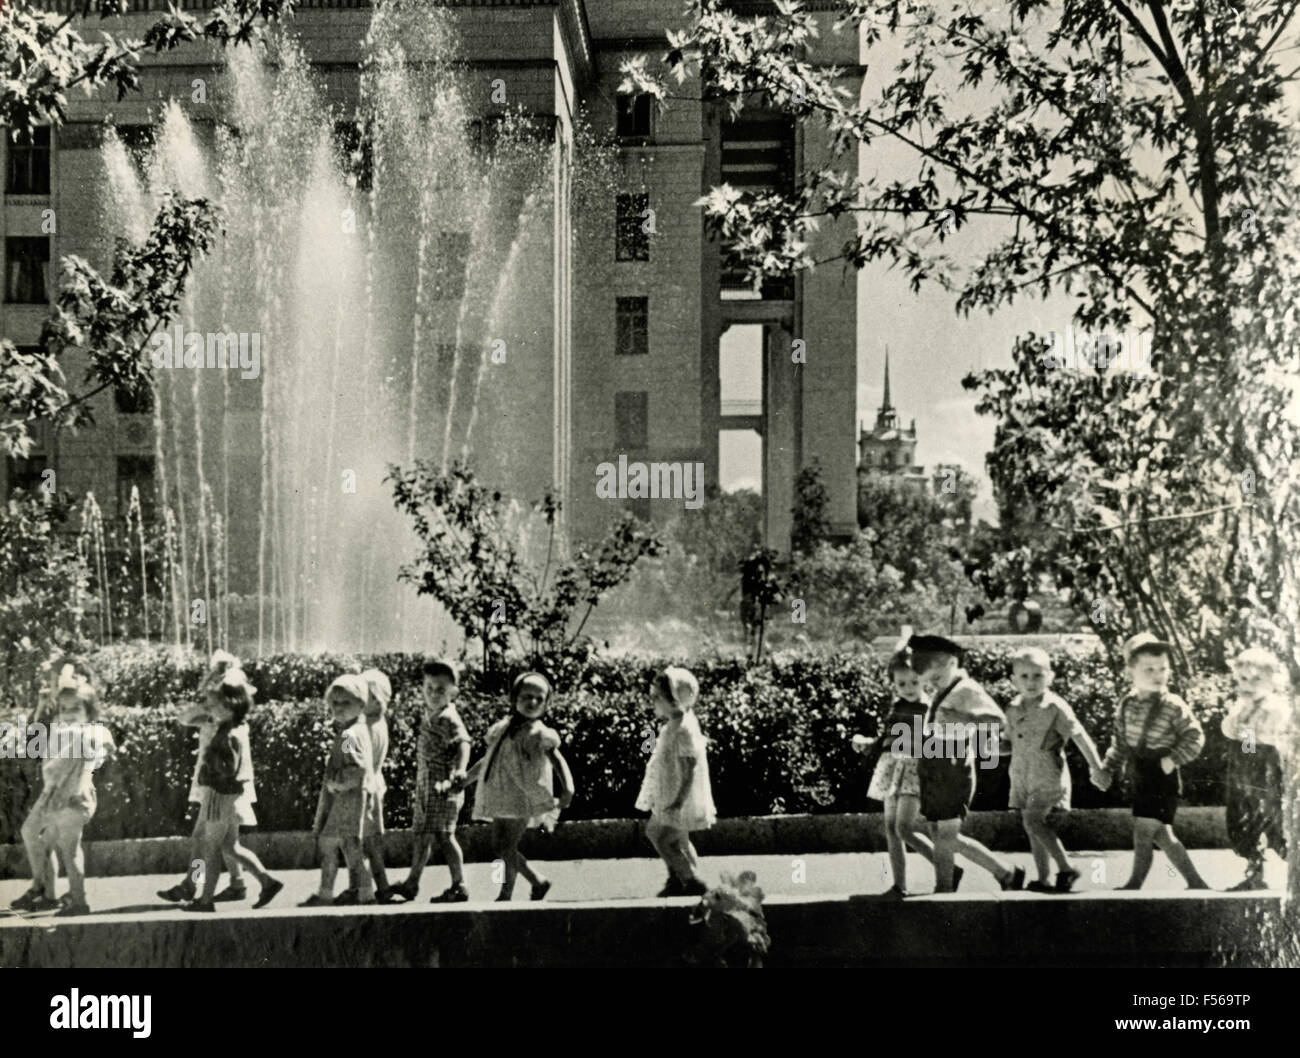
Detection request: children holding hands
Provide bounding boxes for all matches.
[1221,647,1292,890]
[462,671,575,901]
[1095,634,1209,890]
[391,658,472,903]
[1003,647,1107,892]
[302,674,377,906]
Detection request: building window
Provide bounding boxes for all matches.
[615,193,650,262]
[116,455,157,520]
[5,454,48,497]
[5,237,49,303]
[615,296,648,356]
[614,391,649,449]
[332,119,373,192]
[115,125,156,175]
[616,93,653,141]
[433,231,470,301]
[6,127,51,195]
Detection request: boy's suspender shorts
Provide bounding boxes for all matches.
[918,751,977,822]
[1130,750,1182,825]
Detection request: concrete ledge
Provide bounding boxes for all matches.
[2,890,1286,968]
[0,808,1230,881]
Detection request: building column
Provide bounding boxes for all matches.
[764,323,796,552]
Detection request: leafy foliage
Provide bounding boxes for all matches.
[389,460,662,669]
[626,0,1300,679]
[0,492,91,712]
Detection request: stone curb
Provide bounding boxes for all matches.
[0,807,1228,880]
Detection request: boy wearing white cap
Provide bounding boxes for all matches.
[1096,633,1208,889]
[637,666,716,897]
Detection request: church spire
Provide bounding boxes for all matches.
[875,348,898,430]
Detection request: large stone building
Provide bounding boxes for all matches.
[2,0,861,569]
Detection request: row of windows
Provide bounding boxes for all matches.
[4,454,156,518]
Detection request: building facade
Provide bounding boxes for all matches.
[2,0,861,565]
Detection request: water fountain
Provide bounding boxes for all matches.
[95,1,555,654]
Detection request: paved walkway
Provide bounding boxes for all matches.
[0,849,1287,923]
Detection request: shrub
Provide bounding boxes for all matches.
[0,644,1243,844]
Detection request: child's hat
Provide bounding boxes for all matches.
[1123,632,1173,663]
[361,668,392,708]
[326,673,370,705]
[659,666,699,710]
[907,633,963,658]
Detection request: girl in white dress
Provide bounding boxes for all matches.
[637,666,716,897]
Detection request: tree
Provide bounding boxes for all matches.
[1,1,293,457]
[625,0,1299,680]
[388,460,662,671]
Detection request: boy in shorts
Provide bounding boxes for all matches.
[1004,647,1108,892]
[1096,633,1209,889]
[909,633,1025,894]
[390,658,472,903]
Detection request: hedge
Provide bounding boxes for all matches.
[0,645,1239,844]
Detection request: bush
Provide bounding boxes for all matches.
[0,644,1243,843]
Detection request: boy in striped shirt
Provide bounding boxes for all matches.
[1096,633,1209,890]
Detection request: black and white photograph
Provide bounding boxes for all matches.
[1,0,1298,1010]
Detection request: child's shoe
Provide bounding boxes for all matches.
[430,884,469,903]
[55,899,91,917]
[878,885,907,900]
[28,894,61,912]
[951,866,964,891]
[999,866,1026,891]
[333,888,361,906]
[1228,874,1267,892]
[389,879,419,902]
[254,878,284,909]
[679,878,709,897]
[1055,868,1081,893]
[182,899,215,913]
[298,893,333,907]
[10,886,45,911]
[213,882,248,902]
[157,880,196,903]
[1025,880,1055,893]
[656,876,683,897]
[375,886,399,904]
[530,879,552,901]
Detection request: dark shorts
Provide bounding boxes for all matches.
[917,754,977,823]
[1131,755,1181,825]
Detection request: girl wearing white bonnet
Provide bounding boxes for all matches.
[636,665,716,897]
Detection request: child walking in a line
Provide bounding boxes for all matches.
[13,660,115,916]
[637,666,716,898]
[159,651,246,903]
[462,672,574,902]
[908,633,1025,894]
[352,668,393,902]
[1003,647,1108,893]
[1221,647,1291,890]
[391,658,472,903]
[302,674,376,906]
[1096,633,1209,890]
[184,670,282,912]
[853,651,934,897]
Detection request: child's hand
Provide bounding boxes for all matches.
[850,734,875,756]
[1160,756,1176,775]
[1090,767,1112,791]
[558,790,574,810]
